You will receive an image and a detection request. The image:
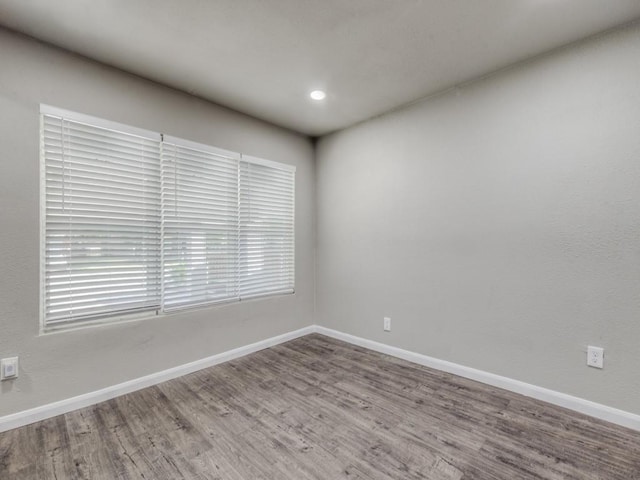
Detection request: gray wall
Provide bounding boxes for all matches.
[0,28,315,416]
[316,24,640,414]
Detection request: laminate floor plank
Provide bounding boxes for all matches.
[2,333,639,479]
[1,423,47,479]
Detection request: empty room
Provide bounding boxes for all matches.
[1,1,640,478]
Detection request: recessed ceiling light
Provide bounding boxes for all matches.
[310,90,326,101]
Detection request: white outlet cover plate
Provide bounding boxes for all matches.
[383,317,391,332]
[587,346,604,369]
[1,357,19,380]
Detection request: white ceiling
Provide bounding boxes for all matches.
[1,1,640,136]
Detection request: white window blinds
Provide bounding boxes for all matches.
[41,106,295,330]
[239,157,295,298]
[161,138,240,311]
[42,109,162,327]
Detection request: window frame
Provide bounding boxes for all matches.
[160,135,242,312]
[40,105,296,333]
[239,155,296,300]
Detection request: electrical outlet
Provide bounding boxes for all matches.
[383,317,391,332]
[0,357,19,380]
[587,346,604,369]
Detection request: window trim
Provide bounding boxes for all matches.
[40,105,296,334]
[40,105,162,142]
[241,153,297,173]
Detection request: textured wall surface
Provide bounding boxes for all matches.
[0,29,315,416]
[316,24,640,414]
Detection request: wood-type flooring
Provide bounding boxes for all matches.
[1,333,639,479]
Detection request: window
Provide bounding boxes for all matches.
[41,110,162,327]
[160,137,240,311]
[41,106,295,330]
[239,157,295,298]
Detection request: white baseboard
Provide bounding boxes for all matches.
[314,326,640,432]
[2,324,639,434]
[0,325,315,433]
